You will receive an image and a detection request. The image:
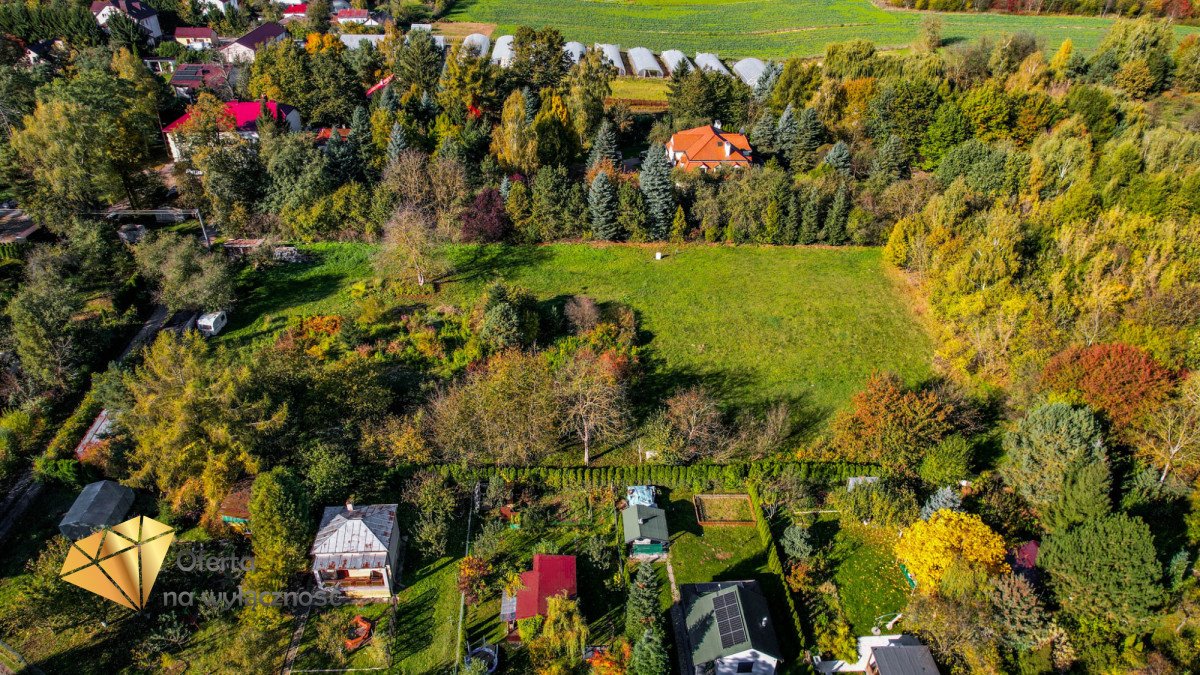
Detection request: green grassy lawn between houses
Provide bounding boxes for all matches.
[445,0,1199,59]
[223,243,934,422]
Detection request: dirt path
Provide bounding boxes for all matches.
[279,606,311,675]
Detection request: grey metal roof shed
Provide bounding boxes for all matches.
[595,43,626,76]
[59,480,135,540]
[628,47,663,77]
[872,645,941,675]
[622,504,669,544]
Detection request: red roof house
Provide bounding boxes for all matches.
[282,3,307,17]
[500,554,577,627]
[666,122,753,171]
[162,100,300,160]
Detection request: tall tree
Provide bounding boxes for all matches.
[629,626,669,675]
[588,118,621,167]
[639,144,675,240]
[1138,373,1200,483]
[588,171,619,241]
[565,50,615,145]
[375,207,444,287]
[559,353,627,465]
[509,25,569,91]
[1002,403,1105,513]
[7,262,83,393]
[492,90,537,174]
[625,561,662,638]
[243,468,311,593]
[134,233,235,312]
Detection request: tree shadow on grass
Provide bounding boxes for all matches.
[440,244,552,286]
[391,584,438,660]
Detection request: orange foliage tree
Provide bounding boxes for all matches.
[820,372,954,470]
[1041,343,1175,433]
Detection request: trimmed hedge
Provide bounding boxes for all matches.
[418,461,875,492]
[42,388,102,461]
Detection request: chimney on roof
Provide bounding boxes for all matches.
[345,500,354,512]
[725,142,732,157]
[713,120,722,130]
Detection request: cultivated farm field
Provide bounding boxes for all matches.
[445,0,1199,59]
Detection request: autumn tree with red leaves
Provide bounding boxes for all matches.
[822,372,955,470]
[1041,343,1175,434]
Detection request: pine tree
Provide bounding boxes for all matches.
[750,110,778,154]
[588,118,621,167]
[919,101,972,169]
[775,103,800,154]
[324,129,356,184]
[499,175,511,200]
[871,134,910,183]
[629,626,669,675]
[824,141,852,176]
[625,561,661,638]
[378,84,399,113]
[920,486,964,520]
[1043,460,1111,534]
[669,205,688,243]
[798,187,821,244]
[349,105,373,168]
[589,172,619,240]
[639,144,675,240]
[386,121,408,164]
[617,180,646,242]
[823,183,849,244]
[753,61,781,102]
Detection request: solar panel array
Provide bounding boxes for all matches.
[713,591,747,648]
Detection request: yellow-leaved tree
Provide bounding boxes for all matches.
[895,510,1008,590]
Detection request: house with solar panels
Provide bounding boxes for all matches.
[681,580,781,674]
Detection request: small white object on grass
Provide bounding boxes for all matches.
[655,251,663,260]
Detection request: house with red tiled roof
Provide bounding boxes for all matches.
[334,8,379,25]
[281,3,308,20]
[666,121,753,172]
[91,0,162,40]
[162,100,300,160]
[499,554,577,637]
[174,26,217,49]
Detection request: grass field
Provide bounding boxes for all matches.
[811,517,911,636]
[609,76,670,102]
[223,243,933,420]
[446,0,1199,59]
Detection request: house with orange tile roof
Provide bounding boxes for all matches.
[665,121,753,172]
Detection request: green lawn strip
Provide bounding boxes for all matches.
[447,0,1199,59]
[830,527,909,637]
[391,530,467,671]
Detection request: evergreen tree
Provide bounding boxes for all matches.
[617,180,647,242]
[762,197,782,244]
[870,134,910,183]
[588,172,619,240]
[625,561,661,637]
[753,61,782,102]
[588,118,621,167]
[919,101,972,169]
[670,205,688,243]
[750,110,778,154]
[378,84,399,113]
[798,188,821,245]
[324,129,356,184]
[823,182,849,244]
[629,626,669,675]
[782,189,801,244]
[499,175,511,200]
[775,104,800,154]
[1043,459,1111,534]
[386,121,408,164]
[824,141,852,176]
[797,107,825,153]
[639,144,675,240]
[781,525,813,561]
[920,486,964,520]
[349,104,373,168]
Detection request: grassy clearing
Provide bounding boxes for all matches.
[222,243,933,421]
[293,603,391,671]
[694,494,756,523]
[664,489,767,585]
[609,77,671,102]
[391,527,466,672]
[446,0,1199,59]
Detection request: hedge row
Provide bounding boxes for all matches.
[42,387,101,461]
[421,461,876,491]
[748,483,810,655]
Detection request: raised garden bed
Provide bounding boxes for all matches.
[693,494,755,526]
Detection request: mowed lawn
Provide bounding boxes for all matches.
[446,0,1199,59]
[443,244,932,414]
[223,243,932,417]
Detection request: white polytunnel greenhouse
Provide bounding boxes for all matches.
[564,41,586,64]
[461,33,490,58]
[491,34,513,66]
[694,52,730,76]
[595,43,626,76]
[628,47,663,77]
[661,49,693,75]
[732,57,766,87]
